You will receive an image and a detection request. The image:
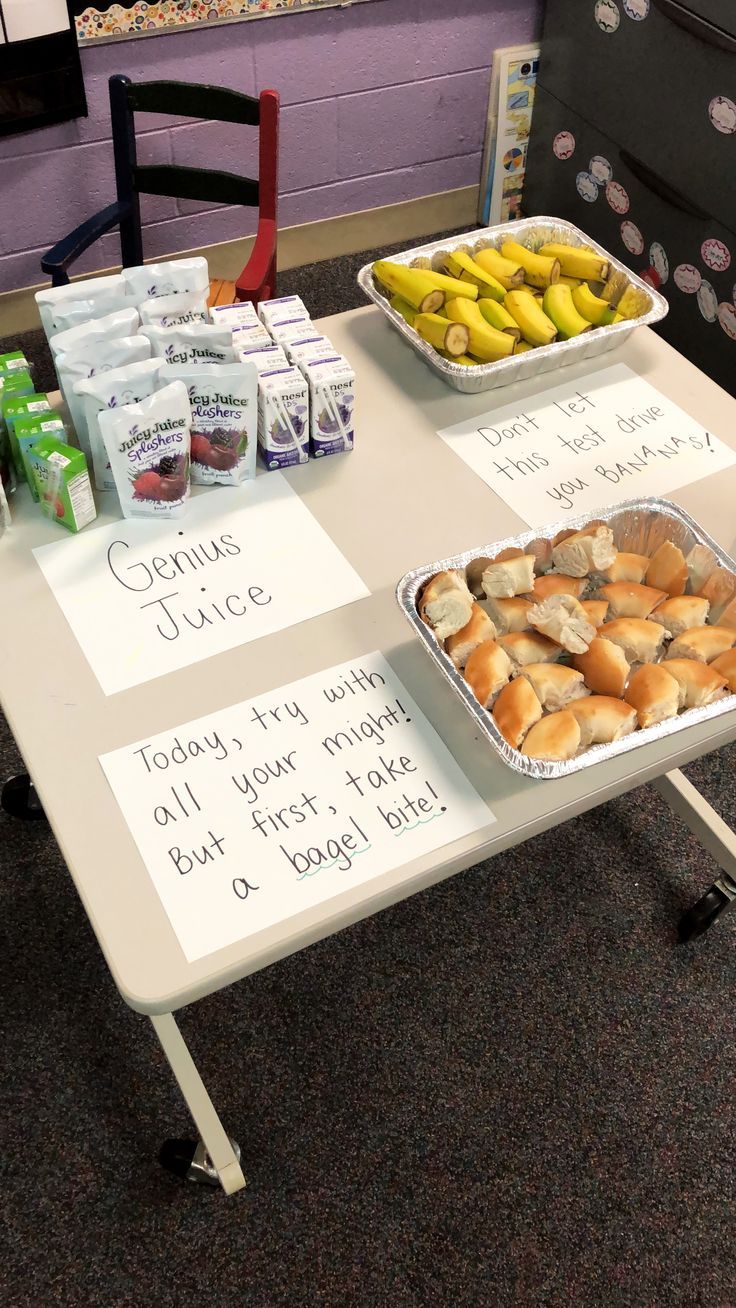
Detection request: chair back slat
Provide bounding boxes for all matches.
[126,80,260,126]
[134,165,259,208]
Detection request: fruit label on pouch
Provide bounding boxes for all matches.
[99,652,492,962]
[437,363,736,528]
[33,475,369,694]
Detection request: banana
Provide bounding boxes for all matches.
[504,290,558,346]
[473,246,525,289]
[476,298,521,342]
[615,285,650,320]
[558,275,583,289]
[599,269,629,306]
[601,307,624,325]
[443,250,505,301]
[571,282,610,325]
[372,260,444,313]
[414,265,479,301]
[414,312,470,357]
[444,298,514,360]
[500,240,560,289]
[440,351,478,366]
[537,242,610,282]
[514,340,535,354]
[390,294,419,327]
[543,285,592,339]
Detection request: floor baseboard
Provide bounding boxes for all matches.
[0,185,478,338]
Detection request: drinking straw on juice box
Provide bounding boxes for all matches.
[14,414,67,500]
[28,437,97,532]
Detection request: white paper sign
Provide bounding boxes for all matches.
[99,652,492,962]
[438,363,736,527]
[34,476,369,695]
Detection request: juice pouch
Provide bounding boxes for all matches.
[167,361,258,486]
[56,334,151,460]
[14,414,67,500]
[35,274,127,343]
[75,357,164,492]
[123,257,209,303]
[28,436,97,532]
[138,289,209,328]
[4,393,52,479]
[50,308,140,362]
[99,379,191,520]
[143,323,235,367]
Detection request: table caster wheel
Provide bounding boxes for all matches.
[159,1137,241,1188]
[678,886,731,942]
[1,773,46,820]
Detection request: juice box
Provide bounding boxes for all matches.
[286,336,335,365]
[302,356,355,457]
[210,301,260,328]
[28,436,97,532]
[269,317,314,345]
[231,323,274,353]
[4,393,52,479]
[0,351,29,379]
[257,367,309,469]
[14,414,67,500]
[239,345,289,372]
[257,295,308,328]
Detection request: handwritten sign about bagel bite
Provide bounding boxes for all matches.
[438,363,736,527]
[33,475,369,695]
[99,653,492,961]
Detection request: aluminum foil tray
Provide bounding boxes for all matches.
[358,216,668,394]
[397,498,736,779]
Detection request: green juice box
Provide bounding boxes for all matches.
[14,414,67,501]
[3,393,52,480]
[0,351,29,379]
[28,436,97,532]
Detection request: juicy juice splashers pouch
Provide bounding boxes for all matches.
[74,357,164,492]
[99,380,192,519]
[138,289,209,329]
[35,273,127,343]
[142,323,235,367]
[166,362,258,486]
[122,257,209,303]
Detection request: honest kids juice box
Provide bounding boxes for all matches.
[302,356,355,457]
[28,436,97,532]
[257,367,309,469]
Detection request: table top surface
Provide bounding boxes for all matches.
[2,307,736,1014]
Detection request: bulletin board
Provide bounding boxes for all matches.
[74,0,374,44]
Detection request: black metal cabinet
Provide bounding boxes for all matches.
[537,0,736,229]
[525,0,736,394]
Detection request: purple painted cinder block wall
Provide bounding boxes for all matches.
[1,0,541,294]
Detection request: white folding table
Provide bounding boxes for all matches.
[2,307,736,1195]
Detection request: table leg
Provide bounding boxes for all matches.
[150,1011,246,1195]
[654,768,736,940]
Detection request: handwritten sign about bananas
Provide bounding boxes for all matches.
[99,653,492,962]
[438,364,736,527]
[34,475,369,695]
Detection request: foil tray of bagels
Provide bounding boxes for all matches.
[397,499,736,779]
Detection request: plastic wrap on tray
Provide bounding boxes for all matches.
[358,217,668,394]
[396,498,736,779]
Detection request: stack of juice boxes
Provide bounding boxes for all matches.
[211,294,356,471]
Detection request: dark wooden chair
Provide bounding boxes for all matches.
[41,75,279,305]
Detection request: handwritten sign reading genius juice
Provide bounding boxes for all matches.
[100,653,492,962]
[438,364,736,526]
[34,475,369,694]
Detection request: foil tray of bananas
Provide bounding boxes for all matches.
[396,498,736,779]
[357,217,668,394]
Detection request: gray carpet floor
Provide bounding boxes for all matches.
[2,243,736,1308]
